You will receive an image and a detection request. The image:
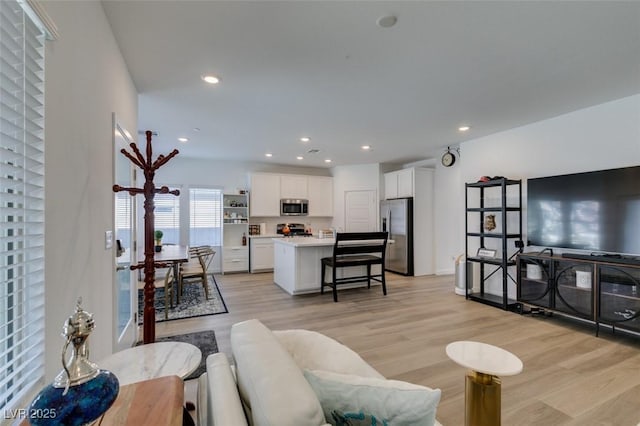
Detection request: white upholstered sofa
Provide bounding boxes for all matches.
[197,319,442,426]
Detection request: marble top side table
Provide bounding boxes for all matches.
[446,340,523,426]
[99,341,202,386]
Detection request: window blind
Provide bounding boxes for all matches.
[154,192,180,244]
[0,0,46,411]
[189,188,222,247]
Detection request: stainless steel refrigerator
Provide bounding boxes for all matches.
[380,198,414,275]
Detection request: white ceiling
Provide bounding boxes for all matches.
[101,1,640,168]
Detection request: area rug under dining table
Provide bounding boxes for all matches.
[137,277,228,324]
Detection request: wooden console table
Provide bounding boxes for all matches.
[20,376,184,426]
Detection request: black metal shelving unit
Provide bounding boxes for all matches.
[465,178,522,310]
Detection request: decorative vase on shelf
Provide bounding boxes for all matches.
[28,299,119,426]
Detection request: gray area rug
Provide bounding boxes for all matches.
[137,275,228,324]
[138,330,218,380]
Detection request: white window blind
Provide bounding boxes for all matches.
[115,191,131,248]
[154,192,180,244]
[189,188,222,247]
[0,0,46,411]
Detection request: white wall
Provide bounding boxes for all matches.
[44,2,137,380]
[432,94,640,284]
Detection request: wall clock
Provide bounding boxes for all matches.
[441,149,456,167]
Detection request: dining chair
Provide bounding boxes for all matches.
[180,246,215,299]
[138,267,174,320]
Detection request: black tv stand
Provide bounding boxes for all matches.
[561,252,640,266]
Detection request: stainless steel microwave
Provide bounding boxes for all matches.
[281,199,308,216]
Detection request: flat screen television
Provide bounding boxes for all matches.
[527,165,640,255]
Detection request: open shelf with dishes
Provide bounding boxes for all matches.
[222,193,249,273]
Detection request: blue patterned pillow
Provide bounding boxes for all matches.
[304,369,441,426]
[331,409,388,426]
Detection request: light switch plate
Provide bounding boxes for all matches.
[105,230,113,249]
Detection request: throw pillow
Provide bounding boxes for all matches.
[331,409,387,426]
[303,370,441,426]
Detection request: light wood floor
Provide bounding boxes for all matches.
[155,272,640,425]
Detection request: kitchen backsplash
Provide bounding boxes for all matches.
[249,217,333,236]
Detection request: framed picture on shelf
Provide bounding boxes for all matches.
[477,248,497,258]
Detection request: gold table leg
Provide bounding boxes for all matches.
[465,370,501,426]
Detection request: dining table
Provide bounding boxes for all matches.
[138,244,190,305]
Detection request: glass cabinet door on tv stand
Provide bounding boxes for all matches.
[598,264,640,335]
[553,259,594,321]
[517,254,553,310]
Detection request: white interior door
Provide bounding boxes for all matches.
[345,190,378,232]
[113,115,137,350]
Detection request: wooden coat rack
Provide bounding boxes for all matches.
[113,130,179,344]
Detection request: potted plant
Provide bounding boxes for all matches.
[154,230,163,252]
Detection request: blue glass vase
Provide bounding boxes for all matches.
[28,300,120,425]
[28,369,119,426]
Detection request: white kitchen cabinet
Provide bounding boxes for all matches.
[307,176,333,217]
[250,173,280,216]
[384,173,398,199]
[397,168,414,197]
[222,246,248,273]
[250,237,275,272]
[384,168,414,199]
[280,175,308,199]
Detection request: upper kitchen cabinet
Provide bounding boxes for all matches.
[250,173,280,216]
[307,176,333,217]
[280,175,308,199]
[384,168,414,199]
[250,172,334,217]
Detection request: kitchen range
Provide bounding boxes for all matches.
[276,223,312,237]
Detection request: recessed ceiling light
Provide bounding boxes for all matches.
[458,125,471,132]
[361,145,371,150]
[296,156,304,160]
[377,15,398,28]
[324,159,332,163]
[202,75,220,84]
[300,137,310,142]
[178,137,189,143]
[265,153,273,158]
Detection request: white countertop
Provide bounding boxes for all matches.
[249,234,281,239]
[446,341,523,376]
[272,236,335,247]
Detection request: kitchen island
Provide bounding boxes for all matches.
[273,237,381,295]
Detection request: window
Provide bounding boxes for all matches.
[0,0,47,410]
[189,188,222,247]
[115,191,131,248]
[154,192,180,244]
